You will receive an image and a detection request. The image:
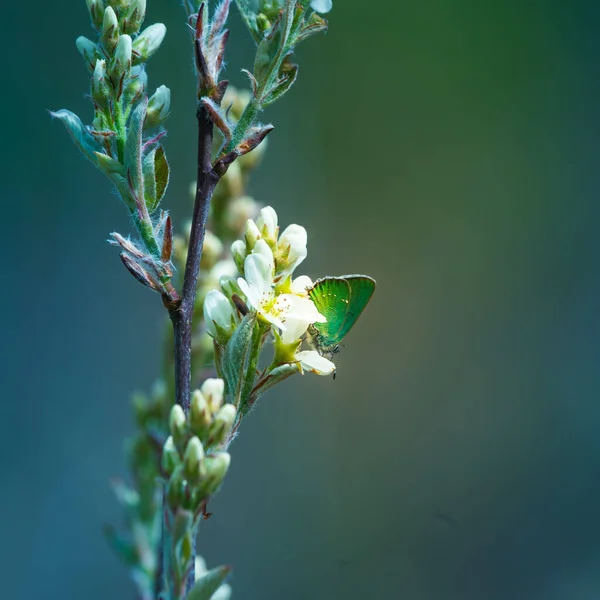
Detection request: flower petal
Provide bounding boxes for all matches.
[277,224,307,276]
[203,290,235,338]
[296,351,336,376]
[237,277,259,309]
[256,206,278,239]
[288,295,326,323]
[243,252,273,296]
[253,239,275,274]
[291,275,313,296]
[280,315,310,344]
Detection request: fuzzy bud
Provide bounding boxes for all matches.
[101,6,119,53]
[183,436,206,483]
[201,453,231,496]
[201,378,225,413]
[123,0,146,34]
[208,404,237,446]
[86,0,106,30]
[109,33,132,85]
[91,59,111,111]
[145,85,171,128]
[231,240,247,273]
[203,291,236,345]
[123,65,147,105]
[169,404,187,448]
[190,390,211,436]
[161,436,180,476]
[76,36,98,72]
[132,23,166,64]
[244,219,261,250]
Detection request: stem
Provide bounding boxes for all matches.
[167,101,220,595]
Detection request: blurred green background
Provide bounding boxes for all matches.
[3,0,600,598]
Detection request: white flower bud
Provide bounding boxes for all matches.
[208,404,237,445]
[124,0,146,34]
[101,6,119,53]
[244,219,261,250]
[231,240,247,273]
[183,436,206,482]
[275,224,308,278]
[110,34,132,83]
[133,23,166,63]
[203,290,236,344]
[91,59,111,111]
[86,0,105,30]
[190,390,211,435]
[201,378,225,413]
[256,206,278,243]
[202,453,231,495]
[161,436,179,475]
[225,196,259,234]
[146,85,171,128]
[76,36,98,71]
[169,404,186,446]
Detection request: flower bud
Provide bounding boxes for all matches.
[203,290,236,345]
[109,33,132,85]
[183,436,206,483]
[225,196,259,235]
[311,0,332,13]
[132,23,166,64]
[201,378,225,413]
[101,6,119,53]
[256,13,272,33]
[190,390,211,436]
[208,404,237,446]
[231,240,247,273]
[91,59,111,111]
[145,85,171,128]
[274,224,307,278]
[161,436,180,476]
[256,206,278,244]
[166,466,185,510]
[201,453,231,496]
[76,36,98,72]
[86,0,105,30]
[244,219,261,250]
[169,404,187,448]
[123,0,146,34]
[123,65,147,105]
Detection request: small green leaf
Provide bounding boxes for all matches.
[234,0,261,44]
[187,566,232,600]
[103,525,138,567]
[95,152,126,175]
[125,98,148,196]
[223,313,256,406]
[142,146,169,213]
[154,146,169,205]
[51,109,102,166]
[263,63,299,107]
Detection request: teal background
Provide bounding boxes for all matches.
[3,1,600,598]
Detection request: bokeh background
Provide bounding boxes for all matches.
[3,1,600,598]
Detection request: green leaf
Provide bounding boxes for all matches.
[223,313,256,406]
[262,63,299,107]
[234,0,261,44]
[51,109,102,166]
[187,566,232,600]
[124,98,148,196]
[143,146,169,213]
[103,525,138,567]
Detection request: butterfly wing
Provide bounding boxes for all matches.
[337,275,376,342]
[308,275,375,353]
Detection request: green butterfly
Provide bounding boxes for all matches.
[307,274,376,359]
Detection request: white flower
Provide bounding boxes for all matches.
[295,350,336,376]
[203,290,236,341]
[311,0,332,13]
[275,224,307,278]
[256,206,278,241]
[237,247,325,336]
